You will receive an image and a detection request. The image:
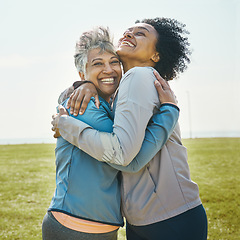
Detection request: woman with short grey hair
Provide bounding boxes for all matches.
[74,27,116,74]
[42,26,123,240]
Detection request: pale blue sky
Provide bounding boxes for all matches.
[0,0,239,143]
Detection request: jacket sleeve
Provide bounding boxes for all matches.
[59,103,179,170]
[58,68,177,166]
[59,98,113,134]
[108,104,179,172]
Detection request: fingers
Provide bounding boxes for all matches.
[53,128,61,138]
[154,80,163,92]
[66,92,74,109]
[51,112,60,130]
[51,114,58,126]
[165,81,170,87]
[153,70,169,89]
[51,115,61,138]
[79,94,92,115]
[72,91,84,115]
[153,70,163,81]
[154,78,177,105]
[51,120,59,138]
[68,88,92,116]
[78,91,100,114]
[70,90,83,115]
[51,118,58,129]
[57,105,65,114]
[94,94,100,109]
[66,82,99,115]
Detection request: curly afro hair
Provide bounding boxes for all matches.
[136,17,191,80]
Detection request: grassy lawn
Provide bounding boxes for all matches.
[0,138,239,239]
[183,138,240,239]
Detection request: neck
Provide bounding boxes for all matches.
[121,59,155,73]
[98,93,111,103]
[122,62,134,73]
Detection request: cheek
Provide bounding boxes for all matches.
[86,69,99,83]
[145,42,156,55]
[149,37,158,53]
[116,65,122,73]
[115,68,122,80]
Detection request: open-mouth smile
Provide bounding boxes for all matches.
[100,78,115,83]
[120,39,135,47]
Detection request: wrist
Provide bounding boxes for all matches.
[73,80,95,89]
[160,103,179,111]
[161,102,177,106]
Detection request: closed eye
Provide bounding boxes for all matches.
[135,31,145,36]
[111,60,120,64]
[93,62,103,66]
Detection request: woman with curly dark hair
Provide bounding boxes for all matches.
[135,18,191,80]
[53,17,208,240]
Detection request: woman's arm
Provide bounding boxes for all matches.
[108,104,179,172]
[56,68,177,166]
[58,81,100,114]
[54,103,179,172]
[57,98,114,136]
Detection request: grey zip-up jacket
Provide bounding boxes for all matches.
[58,67,201,226]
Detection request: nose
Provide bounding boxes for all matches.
[123,30,133,39]
[103,63,114,74]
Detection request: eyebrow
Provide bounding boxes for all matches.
[91,58,102,63]
[127,26,150,32]
[91,56,118,63]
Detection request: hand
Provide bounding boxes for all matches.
[51,105,69,138]
[52,127,61,138]
[66,82,100,116]
[153,70,177,106]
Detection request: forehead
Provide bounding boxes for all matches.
[127,23,156,34]
[87,48,117,61]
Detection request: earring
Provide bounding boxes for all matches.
[153,53,160,62]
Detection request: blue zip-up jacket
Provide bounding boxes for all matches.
[49,95,179,226]
[49,97,123,226]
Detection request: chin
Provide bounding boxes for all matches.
[116,46,127,55]
[116,50,128,62]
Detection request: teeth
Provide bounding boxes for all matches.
[122,41,134,47]
[101,78,114,83]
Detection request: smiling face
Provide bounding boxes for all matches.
[81,48,122,102]
[117,23,160,72]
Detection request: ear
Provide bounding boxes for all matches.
[78,72,85,80]
[151,52,160,63]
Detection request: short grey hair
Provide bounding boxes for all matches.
[74,26,117,75]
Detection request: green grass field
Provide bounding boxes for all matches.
[0,138,239,240]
